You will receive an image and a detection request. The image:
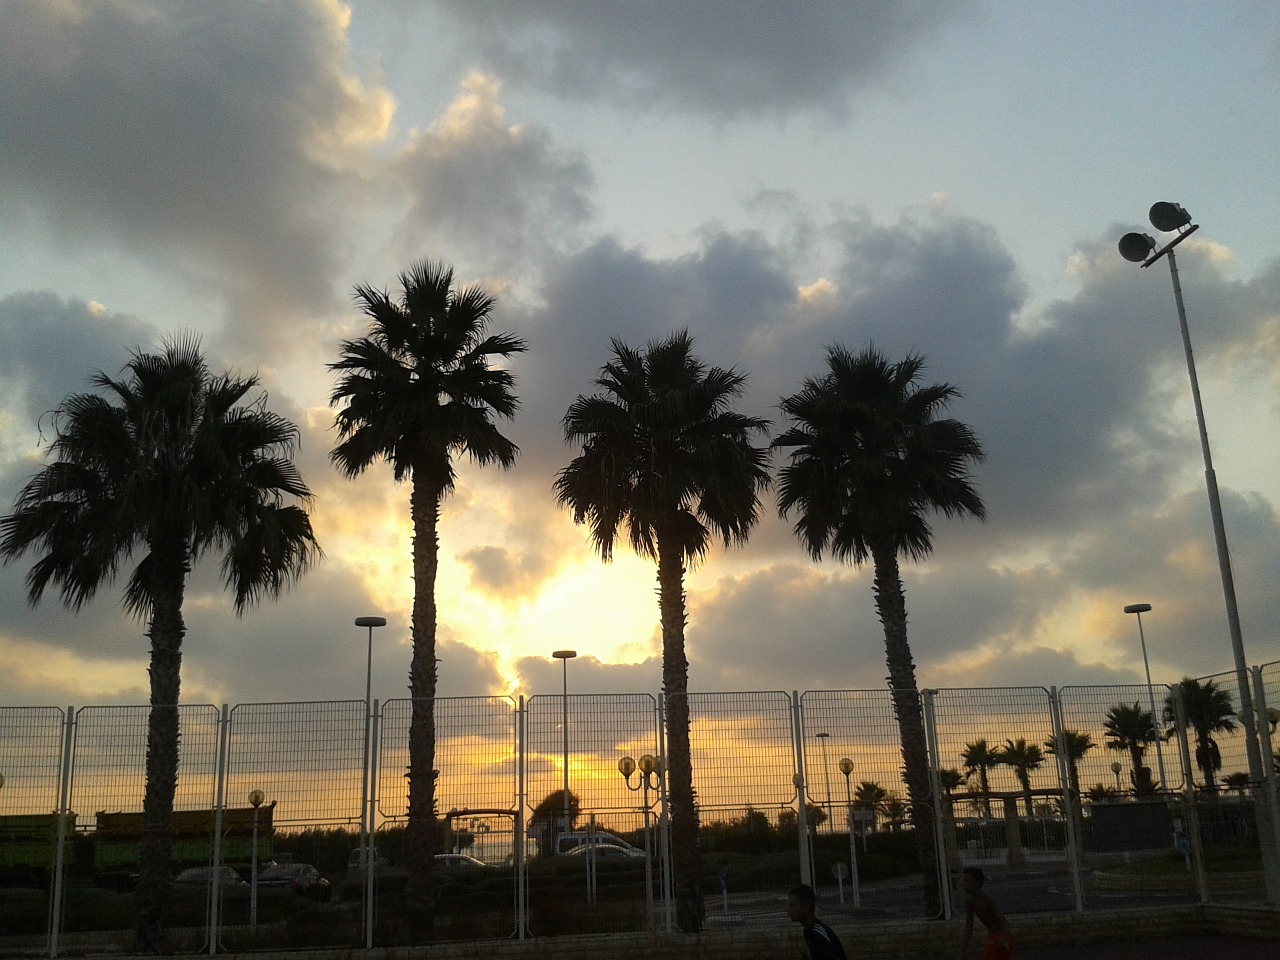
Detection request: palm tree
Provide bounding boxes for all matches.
[555,330,770,932]
[1164,676,1237,793]
[996,737,1045,817]
[1,340,319,951]
[329,261,525,941]
[1223,771,1250,798]
[938,767,965,796]
[1103,702,1158,796]
[1044,729,1096,800]
[854,780,889,832]
[774,345,984,916]
[882,793,909,832]
[961,739,1002,818]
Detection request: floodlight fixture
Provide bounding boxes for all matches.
[1119,232,1157,263]
[1149,201,1192,233]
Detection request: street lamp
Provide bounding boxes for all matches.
[619,754,662,920]
[354,616,386,873]
[837,758,861,908]
[248,789,264,934]
[1110,761,1123,795]
[1123,603,1168,793]
[1118,204,1264,795]
[815,733,834,831]
[552,650,577,841]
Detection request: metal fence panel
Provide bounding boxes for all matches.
[0,707,67,947]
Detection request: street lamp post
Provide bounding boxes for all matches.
[619,754,662,922]
[1123,603,1168,793]
[837,758,861,908]
[1120,203,1280,902]
[552,650,577,842]
[354,617,387,871]
[248,789,264,934]
[815,733,834,831]
[1110,761,1123,795]
[1118,204,1264,790]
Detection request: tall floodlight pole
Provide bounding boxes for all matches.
[354,617,386,866]
[1123,603,1168,792]
[1120,203,1277,902]
[552,650,577,841]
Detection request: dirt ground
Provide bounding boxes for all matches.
[1018,934,1278,959]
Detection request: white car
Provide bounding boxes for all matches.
[564,842,644,860]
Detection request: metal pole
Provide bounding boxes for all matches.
[249,804,259,933]
[552,650,576,843]
[364,701,380,948]
[816,732,834,831]
[562,659,570,832]
[1162,248,1262,785]
[839,767,861,908]
[1131,610,1169,791]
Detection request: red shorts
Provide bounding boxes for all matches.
[979,931,1014,959]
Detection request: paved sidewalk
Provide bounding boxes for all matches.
[1019,934,1277,959]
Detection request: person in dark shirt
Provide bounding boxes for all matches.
[787,883,848,960]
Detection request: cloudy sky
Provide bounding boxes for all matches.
[2,1,1279,714]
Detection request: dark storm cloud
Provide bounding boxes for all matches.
[395,73,595,273]
[431,0,976,117]
[0,1,391,346]
[0,292,156,439]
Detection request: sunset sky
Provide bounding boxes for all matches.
[2,2,1279,714]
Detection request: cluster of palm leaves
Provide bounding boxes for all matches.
[2,259,986,939]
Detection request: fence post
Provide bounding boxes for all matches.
[921,689,952,920]
[515,695,528,939]
[208,705,230,954]
[1170,687,1208,902]
[656,695,673,932]
[1250,666,1280,903]
[47,706,75,959]
[1047,687,1084,912]
[364,700,381,949]
[789,691,813,889]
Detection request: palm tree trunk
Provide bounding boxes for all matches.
[404,480,440,944]
[870,543,941,917]
[135,549,188,953]
[657,538,703,932]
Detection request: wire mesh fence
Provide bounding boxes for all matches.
[2,671,1279,956]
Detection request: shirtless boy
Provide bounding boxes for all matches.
[957,867,1014,959]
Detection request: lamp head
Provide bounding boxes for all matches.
[838,757,854,777]
[1149,202,1192,233]
[1119,232,1157,263]
[1123,603,1152,615]
[1110,761,1122,774]
[617,756,636,779]
[354,616,386,628]
[638,754,658,776]
[552,649,577,660]
[249,789,265,808]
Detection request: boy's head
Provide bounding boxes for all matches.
[961,867,985,893]
[787,883,816,924]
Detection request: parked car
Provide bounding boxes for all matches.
[174,866,245,887]
[257,862,331,901]
[434,853,487,870]
[553,830,637,856]
[564,842,644,860]
[346,847,390,871]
